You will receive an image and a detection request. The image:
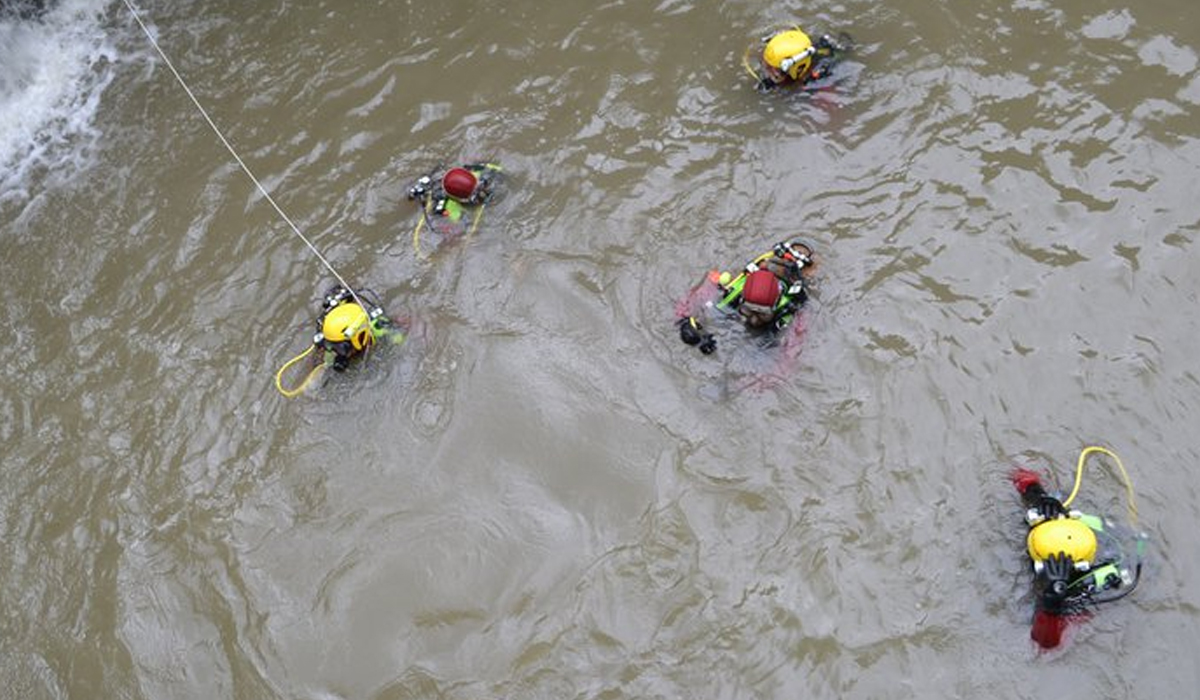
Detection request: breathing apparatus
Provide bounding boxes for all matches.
[771,240,813,289]
[407,171,455,219]
[780,49,816,78]
[407,174,434,202]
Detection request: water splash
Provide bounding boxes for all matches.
[0,0,116,208]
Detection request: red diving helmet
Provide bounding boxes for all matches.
[442,168,478,201]
[743,269,782,307]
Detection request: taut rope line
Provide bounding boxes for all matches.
[121,0,362,305]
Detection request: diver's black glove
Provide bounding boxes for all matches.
[327,342,353,372]
[679,317,703,346]
[1037,552,1075,610]
[698,335,716,354]
[1035,495,1067,520]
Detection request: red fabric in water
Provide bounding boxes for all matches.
[1010,468,1042,495]
[1031,609,1090,650]
[1031,610,1067,648]
[675,279,720,319]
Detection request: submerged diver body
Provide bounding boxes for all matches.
[407,163,502,251]
[745,26,852,91]
[677,240,816,356]
[275,285,407,397]
[1011,454,1145,650]
[312,285,403,371]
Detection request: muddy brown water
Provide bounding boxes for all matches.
[2,0,1199,698]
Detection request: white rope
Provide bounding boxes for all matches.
[121,0,362,304]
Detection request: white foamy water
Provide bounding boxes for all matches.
[0,0,116,205]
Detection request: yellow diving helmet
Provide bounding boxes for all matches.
[1027,518,1097,565]
[763,29,814,80]
[322,302,373,351]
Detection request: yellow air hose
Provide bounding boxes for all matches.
[412,197,433,257]
[1062,446,1139,526]
[466,202,487,239]
[275,346,324,398]
[742,46,761,81]
[414,199,486,254]
[411,215,426,255]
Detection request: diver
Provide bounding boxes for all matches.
[1011,448,1145,649]
[406,163,502,253]
[311,285,392,371]
[678,240,816,354]
[746,26,851,91]
[407,164,500,218]
[275,285,405,397]
[407,162,500,221]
